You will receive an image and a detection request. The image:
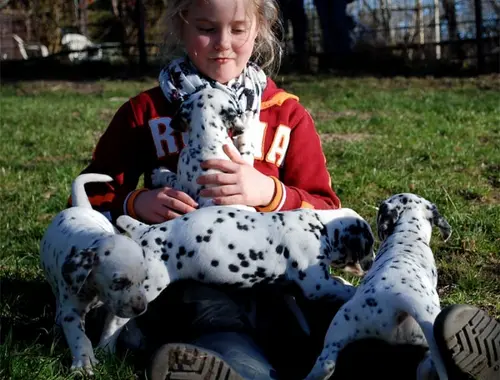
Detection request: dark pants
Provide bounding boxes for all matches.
[314,0,353,69]
[136,280,428,379]
[277,0,309,72]
[278,0,308,56]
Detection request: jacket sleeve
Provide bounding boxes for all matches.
[67,100,147,221]
[257,102,341,212]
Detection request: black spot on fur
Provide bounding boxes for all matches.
[366,298,378,307]
[228,264,239,272]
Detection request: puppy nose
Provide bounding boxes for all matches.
[362,259,374,271]
[132,304,147,315]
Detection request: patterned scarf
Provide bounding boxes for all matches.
[159,56,267,128]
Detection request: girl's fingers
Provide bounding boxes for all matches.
[197,172,235,186]
[222,144,246,164]
[149,211,169,224]
[199,184,239,198]
[163,188,198,209]
[163,196,197,214]
[212,194,244,206]
[200,159,238,173]
[159,206,181,221]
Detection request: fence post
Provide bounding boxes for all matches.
[79,0,88,36]
[136,0,147,70]
[474,0,484,73]
[434,0,441,59]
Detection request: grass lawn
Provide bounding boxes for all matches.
[1,75,499,379]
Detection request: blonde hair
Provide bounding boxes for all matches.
[160,0,283,76]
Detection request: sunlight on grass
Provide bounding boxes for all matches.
[1,76,499,379]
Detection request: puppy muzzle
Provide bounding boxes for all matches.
[342,262,365,277]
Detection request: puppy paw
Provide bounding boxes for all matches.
[70,354,99,375]
[151,167,177,188]
[331,275,353,286]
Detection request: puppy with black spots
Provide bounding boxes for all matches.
[39,174,148,375]
[116,206,375,309]
[151,86,256,211]
[305,193,452,380]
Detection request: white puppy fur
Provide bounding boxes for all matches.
[39,173,148,374]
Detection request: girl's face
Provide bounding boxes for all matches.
[181,0,258,83]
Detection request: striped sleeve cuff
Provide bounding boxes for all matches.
[124,188,148,219]
[256,176,286,212]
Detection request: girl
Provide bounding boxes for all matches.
[78,0,341,378]
[74,0,499,379]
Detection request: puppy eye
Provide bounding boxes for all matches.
[111,277,132,291]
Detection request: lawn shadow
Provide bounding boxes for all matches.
[0,274,58,347]
[0,273,151,376]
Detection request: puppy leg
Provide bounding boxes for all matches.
[118,318,146,350]
[97,313,131,353]
[151,167,177,188]
[304,303,379,380]
[60,305,98,374]
[296,265,356,302]
[417,351,439,380]
[415,317,449,380]
[234,136,255,165]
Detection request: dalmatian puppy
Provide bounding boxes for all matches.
[305,193,452,380]
[39,173,149,374]
[151,86,256,211]
[116,206,375,310]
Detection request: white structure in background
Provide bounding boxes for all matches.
[12,34,49,60]
[61,33,103,62]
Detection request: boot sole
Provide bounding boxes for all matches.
[434,304,500,380]
[147,343,244,380]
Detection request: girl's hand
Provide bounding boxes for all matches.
[197,144,276,207]
[133,187,198,223]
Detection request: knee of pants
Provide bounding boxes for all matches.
[136,280,252,343]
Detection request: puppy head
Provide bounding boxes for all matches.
[377,193,452,242]
[213,89,245,134]
[171,87,244,136]
[63,234,149,319]
[328,209,375,276]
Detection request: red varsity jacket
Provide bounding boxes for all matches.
[73,78,341,221]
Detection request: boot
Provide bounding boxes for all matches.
[147,331,278,380]
[433,304,500,380]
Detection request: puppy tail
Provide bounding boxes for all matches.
[71,173,113,209]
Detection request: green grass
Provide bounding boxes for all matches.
[1,76,499,379]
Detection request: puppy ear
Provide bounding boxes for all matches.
[61,246,97,294]
[231,117,246,136]
[116,215,148,239]
[431,205,452,242]
[376,201,399,241]
[170,109,189,132]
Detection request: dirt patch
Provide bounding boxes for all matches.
[483,164,500,188]
[310,109,373,122]
[100,108,117,121]
[27,154,75,164]
[15,81,105,95]
[320,132,373,143]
